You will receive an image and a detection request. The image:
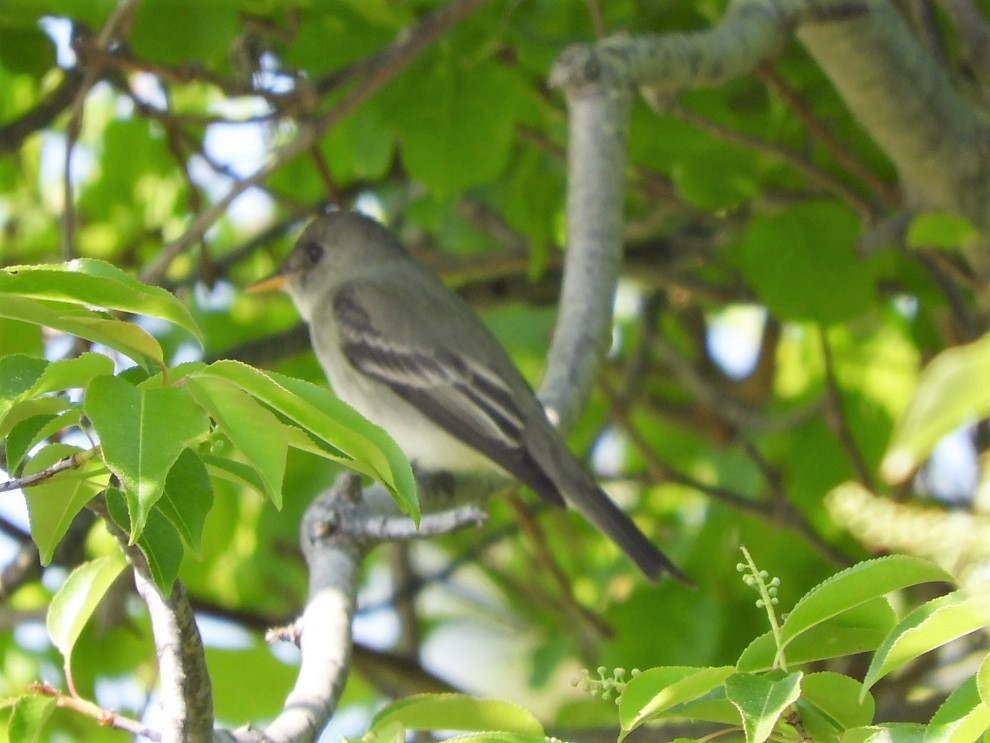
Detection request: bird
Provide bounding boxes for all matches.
[252,210,687,583]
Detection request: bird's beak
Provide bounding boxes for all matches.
[247,272,291,293]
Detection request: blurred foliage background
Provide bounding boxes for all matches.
[2,0,989,739]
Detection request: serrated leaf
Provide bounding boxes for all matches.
[734,201,871,324]
[0,295,165,371]
[384,61,523,196]
[0,354,48,420]
[8,695,56,743]
[156,449,213,554]
[619,666,735,735]
[779,556,953,653]
[0,316,43,356]
[370,694,543,736]
[724,672,802,743]
[23,443,108,564]
[201,453,270,494]
[47,553,127,660]
[22,352,114,398]
[926,677,990,743]
[883,334,990,484]
[738,597,897,672]
[183,374,287,506]
[0,396,71,440]
[863,592,987,692]
[438,735,548,743]
[105,486,183,595]
[0,259,203,345]
[271,370,417,519]
[6,408,83,474]
[85,375,210,538]
[197,361,417,522]
[798,672,875,737]
[843,723,927,742]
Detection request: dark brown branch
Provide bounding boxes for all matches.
[757,64,901,207]
[0,70,86,154]
[819,328,876,490]
[140,0,494,286]
[667,103,880,223]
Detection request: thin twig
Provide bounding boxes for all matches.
[819,328,876,490]
[30,682,162,741]
[62,0,141,260]
[757,64,900,207]
[140,0,494,286]
[601,379,850,567]
[0,450,92,492]
[667,103,880,223]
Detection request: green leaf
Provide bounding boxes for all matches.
[0,317,43,357]
[370,694,544,736]
[85,375,210,538]
[0,354,48,420]
[724,671,802,743]
[270,370,417,519]
[883,333,990,483]
[734,201,872,324]
[0,295,165,371]
[843,724,927,742]
[906,212,978,250]
[23,352,115,398]
[672,145,758,210]
[779,556,953,654]
[183,374,288,507]
[383,61,524,196]
[0,26,55,77]
[977,651,990,710]
[738,597,897,672]
[863,591,987,692]
[618,666,736,735]
[201,453,270,495]
[197,361,417,522]
[0,259,202,345]
[105,486,183,595]
[129,0,240,65]
[6,408,83,474]
[0,396,70,440]
[206,644,299,721]
[156,448,213,555]
[797,672,875,741]
[8,695,56,743]
[23,444,107,565]
[47,554,127,662]
[926,677,990,743]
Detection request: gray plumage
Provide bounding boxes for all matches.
[277,211,686,583]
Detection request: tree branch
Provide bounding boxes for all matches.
[797,1,990,244]
[140,0,493,286]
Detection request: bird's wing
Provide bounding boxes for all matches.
[332,283,564,504]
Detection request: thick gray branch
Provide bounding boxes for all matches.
[797,0,990,223]
[134,574,215,743]
[541,51,631,433]
[219,474,488,743]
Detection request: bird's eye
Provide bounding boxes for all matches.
[302,242,324,265]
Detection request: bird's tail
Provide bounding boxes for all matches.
[531,435,691,584]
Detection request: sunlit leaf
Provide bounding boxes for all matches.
[85,375,210,538]
[863,591,987,692]
[0,258,202,344]
[47,554,127,662]
[370,694,543,736]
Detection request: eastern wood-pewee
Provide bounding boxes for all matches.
[254,211,686,583]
